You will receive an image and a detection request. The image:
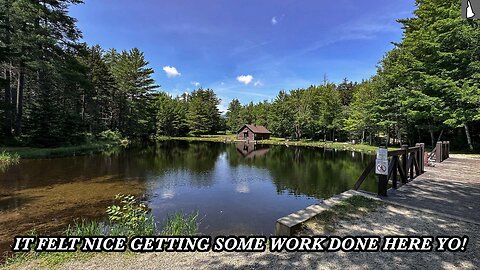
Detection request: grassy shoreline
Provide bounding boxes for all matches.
[157,135,380,154]
[0,142,122,159]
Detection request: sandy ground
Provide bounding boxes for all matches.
[5,203,479,270]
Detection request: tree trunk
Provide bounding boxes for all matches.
[4,64,12,137]
[396,125,402,146]
[385,129,390,148]
[15,63,25,136]
[429,125,435,148]
[361,129,365,144]
[436,129,444,144]
[464,123,474,151]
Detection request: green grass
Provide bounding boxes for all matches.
[3,249,93,269]
[0,142,122,159]
[65,219,106,237]
[302,196,382,234]
[161,211,199,236]
[0,151,20,172]
[157,135,381,154]
[3,196,201,269]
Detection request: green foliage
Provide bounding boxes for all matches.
[98,129,124,143]
[2,0,479,152]
[186,89,221,135]
[345,81,380,144]
[1,3,159,146]
[65,219,105,237]
[156,93,189,137]
[225,99,243,132]
[106,194,156,237]
[371,0,480,149]
[161,211,199,236]
[1,142,122,159]
[0,150,19,171]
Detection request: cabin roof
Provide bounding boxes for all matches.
[237,124,271,134]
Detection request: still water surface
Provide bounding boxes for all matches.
[0,141,376,253]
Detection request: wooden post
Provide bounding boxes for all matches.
[447,141,450,159]
[442,142,446,161]
[436,142,443,162]
[445,141,450,159]
[420,143,425,173]
[416,143,422,175]
[401,145,408,183]
[392,156,398,189]
[409,152,414,180]
[378,174,388,197]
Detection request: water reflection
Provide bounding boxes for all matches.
[235,143,270,159]
[0,141,376,254]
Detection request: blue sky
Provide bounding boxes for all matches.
[70,0,415,111]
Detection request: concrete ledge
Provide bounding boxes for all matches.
[275,190,364,236]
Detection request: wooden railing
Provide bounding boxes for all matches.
[428,141,450,163]
[353,143,427,197]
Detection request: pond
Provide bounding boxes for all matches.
[0,141,377,253]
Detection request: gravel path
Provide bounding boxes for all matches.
[6,203,479,270]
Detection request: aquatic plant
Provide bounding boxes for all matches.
[65,219,106,236]
[161,210,199,236]
[106,194,156,237]
[0,151,20,171]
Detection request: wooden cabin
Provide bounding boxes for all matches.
[237,124,271,141]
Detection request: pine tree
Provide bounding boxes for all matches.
[225,98,242,132]
[186,89,220,135]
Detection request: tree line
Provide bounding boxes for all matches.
[221,0,480,150]
[1,0,479,150]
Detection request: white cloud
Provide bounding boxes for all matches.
[163,66,181,78]
[271,17,278,25]
[235,183,250,194]
[254,81,263,87]
[236,75,254,85]
[191,81,201,87]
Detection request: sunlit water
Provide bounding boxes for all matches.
[0,141,376,254]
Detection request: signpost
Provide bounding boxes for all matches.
[375,148,388,176]
[376,147,389,196]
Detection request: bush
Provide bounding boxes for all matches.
[98,130,124,143]
[106,194,156,237]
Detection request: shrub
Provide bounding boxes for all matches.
[0,151,20,171]
[98,130,124,143]
[106,194,156,237]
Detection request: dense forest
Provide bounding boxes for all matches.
[1,0,479,151]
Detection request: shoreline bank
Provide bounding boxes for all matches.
[157,135,380,154]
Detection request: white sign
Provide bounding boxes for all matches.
[376,159,389,175]
[376,148,388,160]
[376,148,389,176]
